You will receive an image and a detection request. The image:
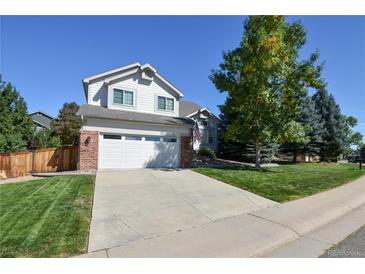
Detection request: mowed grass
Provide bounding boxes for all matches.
[0,175,95,258]
[193,163,365,203]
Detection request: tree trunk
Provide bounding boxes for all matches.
[292,151,297,163]
[255,139,261,169]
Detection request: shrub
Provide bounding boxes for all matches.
[31,128,61,149]
[198,148,216,159]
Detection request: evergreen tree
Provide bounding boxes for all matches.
[280,95,324,162]
[312,89,348,161]
[0,83,34,152]
[221,140,276,163]
[210,16,324,168]
[51,102,82,145]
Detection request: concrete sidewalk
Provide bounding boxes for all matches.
[261,204,365,257]
[77,175,365,258]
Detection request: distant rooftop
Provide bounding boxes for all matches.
[29,111,54,129]
[179,101,201,117]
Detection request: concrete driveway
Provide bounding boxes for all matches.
[88,169,277,252]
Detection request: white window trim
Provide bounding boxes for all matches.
[107,84,137,110]
[155,94,175,113]
[112,88,136,107]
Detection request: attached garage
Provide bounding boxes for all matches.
[99,134,179,169]
[77,105,194,170]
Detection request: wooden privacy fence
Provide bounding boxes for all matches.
[0,146,78,179]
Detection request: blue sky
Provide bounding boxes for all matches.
[1,16,364,139]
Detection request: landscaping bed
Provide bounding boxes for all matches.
[193,163,365,202]
[0,175,95,257]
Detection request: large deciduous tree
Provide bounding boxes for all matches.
[210,16,324,168]
[0,83,34,152]
[218,100,277,163]
[51,102,82,146]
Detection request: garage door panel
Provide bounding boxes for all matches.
[145,142,179,168]
[100,137,123,169]
[100,134,180,169]
[123,141,149,168]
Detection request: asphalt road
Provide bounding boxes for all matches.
[322,225,365,258]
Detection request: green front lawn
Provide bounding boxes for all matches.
[0,175,95,258]
[193,163,365,203]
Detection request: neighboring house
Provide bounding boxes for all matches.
[179,101,220,152]
[77,62,195,170]
[29,111,54,131]
[276,152,320,163]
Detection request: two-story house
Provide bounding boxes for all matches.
[78,62,220,170]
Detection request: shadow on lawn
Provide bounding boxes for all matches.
[197,165,276,173]
[271,160,299,165]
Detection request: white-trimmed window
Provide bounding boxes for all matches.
[157,96,174,111]
[113,89,134,106]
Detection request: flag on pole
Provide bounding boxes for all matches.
[193,120,201,141]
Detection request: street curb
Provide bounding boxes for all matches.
[260,205,365,258]
[250,175,365,257]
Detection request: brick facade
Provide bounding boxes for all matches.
[79,130,98,171]
[180,135,193,168]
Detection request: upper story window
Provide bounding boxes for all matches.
[113,89,134,106]
[157,96,174,111]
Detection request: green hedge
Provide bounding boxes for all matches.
[198,148,216,159]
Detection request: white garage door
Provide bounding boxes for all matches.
[99,134,180,169]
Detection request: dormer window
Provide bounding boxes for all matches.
[157,96,174,111]
[113,89,134,106]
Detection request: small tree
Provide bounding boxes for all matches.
[51,102,82,146]
[31,128,61,149]
[0,83,34,152]
[210,16,324,168]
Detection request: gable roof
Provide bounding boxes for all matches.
[179,101,221,122]
[77,104,194,127]
[29,111,54,119]
[29,111,54,129]
[179,101,202,117]
[82,63,184,100]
